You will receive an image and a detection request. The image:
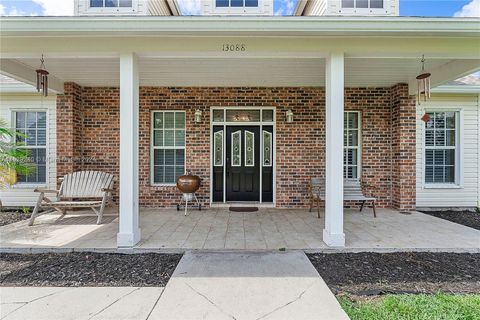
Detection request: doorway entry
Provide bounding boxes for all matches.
[211,108,275,204]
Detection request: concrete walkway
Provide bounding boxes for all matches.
[0,251,349,320]
[150,251,349,320]
[0,287,164,320]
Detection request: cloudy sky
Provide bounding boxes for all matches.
[0,0,479,16]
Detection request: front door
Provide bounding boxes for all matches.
[226,126,260,202]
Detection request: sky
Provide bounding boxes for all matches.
[0,0,479,16]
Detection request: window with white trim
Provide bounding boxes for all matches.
[424,111,458,184]
[90,0,132,8]
[14,111,47,184]
[341,0,383,9]
[152,111,185,184]
[344,111,360,180]
[216,0,258,7]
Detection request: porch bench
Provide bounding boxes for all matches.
[29,171,115,226]
[309,178,377,218]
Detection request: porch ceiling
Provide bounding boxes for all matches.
[10,57,455,88]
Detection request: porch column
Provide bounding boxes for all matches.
[117,52,141,248]
[323,51,345,247]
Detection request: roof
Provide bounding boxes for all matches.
[447,73,480,86]
[432,72,480,94]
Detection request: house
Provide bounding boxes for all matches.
[0,0,479,248]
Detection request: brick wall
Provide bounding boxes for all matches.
[56,82,83,178]
[57,84,416,209]
[391,84,417,211]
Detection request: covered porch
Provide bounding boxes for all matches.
[1,208,479,251]
[1,17,479,249]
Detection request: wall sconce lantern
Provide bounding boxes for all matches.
[286,109,294,123]
[194,109,202,123]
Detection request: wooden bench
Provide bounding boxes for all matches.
[309,178,376,218]
[29,171,115,226]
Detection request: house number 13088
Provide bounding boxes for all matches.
[222,44,246,52]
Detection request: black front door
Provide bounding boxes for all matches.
[226,126,260,202]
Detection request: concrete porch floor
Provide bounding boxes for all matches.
[1,207,479,252]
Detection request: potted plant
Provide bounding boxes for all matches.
[0,119,33,209]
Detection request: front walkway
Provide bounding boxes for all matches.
[0,251,348,320]
[150,251,348,319]
[1,208,479,252]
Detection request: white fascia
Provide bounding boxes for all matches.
[0,16,479,38]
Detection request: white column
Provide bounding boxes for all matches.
[323,51,345,247]
[117,52,141,248]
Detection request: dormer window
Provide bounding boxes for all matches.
[90,0,133,8]
[341,0,383,9]
[216,0,259,8]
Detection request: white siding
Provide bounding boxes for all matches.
[0,94,57,207]
[201,0,273,16]
[416,94,480,208]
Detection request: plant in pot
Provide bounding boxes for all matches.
[0,119,33,210]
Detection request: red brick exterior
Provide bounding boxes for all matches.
[391,84,417,211]
[56,83,416,210]
[56,82,83,178]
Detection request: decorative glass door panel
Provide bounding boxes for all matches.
[225,126,260,201]
[262,126,274,202]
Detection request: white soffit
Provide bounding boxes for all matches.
[12,57,454,88]
[0,74,36,93]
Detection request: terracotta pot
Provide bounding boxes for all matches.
[176,174,201,193]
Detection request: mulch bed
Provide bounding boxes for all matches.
[421,210,480,231]
[0,211,31,226]
[0,253,182,287]
[307,252,480,297]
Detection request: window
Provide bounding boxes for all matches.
[216,0,258,8]
[152,111,185,184]
[424,111,458,184]
[344,111,360,180]
[341,0,383,9]
[90,0,132,8]
[14,111,47,184]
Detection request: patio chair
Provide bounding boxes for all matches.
[29,171,115,226]
[309,177,376,218]
[308,178,323,218]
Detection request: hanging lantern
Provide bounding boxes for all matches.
[36,55,49,97]
[416,55,431,103]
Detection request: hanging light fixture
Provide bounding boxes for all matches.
[416,55,431,103]
[36,55,49,97]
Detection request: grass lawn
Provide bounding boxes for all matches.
[339,293,480,320]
